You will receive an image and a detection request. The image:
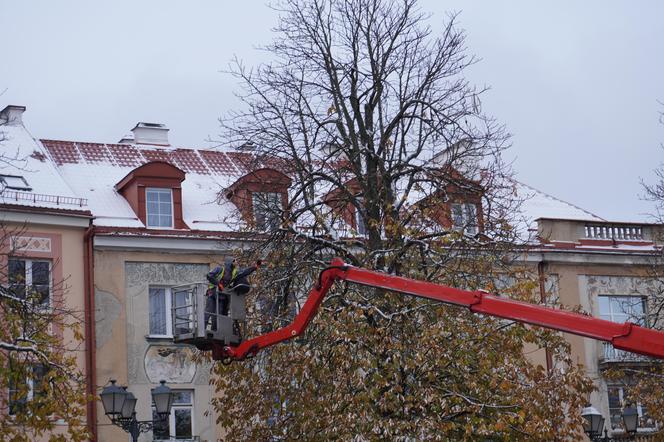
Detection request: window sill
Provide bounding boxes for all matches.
[146,335,174,342]
[610,428,659,435]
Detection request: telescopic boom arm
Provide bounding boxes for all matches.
[214,258,664,362]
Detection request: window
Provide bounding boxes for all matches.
[252,192,282,231]
[0,175,31,191]
[354,198,367,236]
[599,295,647,360]
[599,295,646,325]
[146,188,173,229]
[8,364,47,415]
[149,287,190,337]
[153,390,194,441]
[451,203,478,236]
[607,386,655,431]
[8,258,50,305]
[356,209,367,235]
[149,287,172,337]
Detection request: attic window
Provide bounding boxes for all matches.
[252,192,281,231]
[0,175,31,191]
[356,209,367,236]
[451,203,478,236]
[146,188,174,228]
[355,198,367,236]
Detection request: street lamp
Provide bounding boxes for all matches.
[581,403,640,441]
[99,379,125,417]
[100,379,174,442]
[152,379,175,419]
[581,405,605,440]
[622,404,639,435]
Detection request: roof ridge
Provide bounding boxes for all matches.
[39,137,238,152]
[513,178,606,222]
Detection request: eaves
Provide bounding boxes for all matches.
[520,247,660,266]
[0,203,92,228]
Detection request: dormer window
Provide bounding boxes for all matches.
[114,161,187,230]
[451,202,478,236]
[146,188,174,228]
[356,209,367,235]
[225,168,292,231]
[354,198,367,235]
[252,192,281,231]
[1,175,31,191]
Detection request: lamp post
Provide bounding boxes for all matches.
[581,403,639,441]
[100,379,174,442]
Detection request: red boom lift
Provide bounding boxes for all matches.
[171,258,664,363]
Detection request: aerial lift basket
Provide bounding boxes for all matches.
[170,282,247,348]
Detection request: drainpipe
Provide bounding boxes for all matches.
[83,224,97,441]
[537,259,554,372]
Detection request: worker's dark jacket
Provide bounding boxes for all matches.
[207,263,257,294]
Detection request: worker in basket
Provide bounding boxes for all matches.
[205,257,261,331]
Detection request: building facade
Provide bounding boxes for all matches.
[529,218,663,437]
[0,105,92,439]
[1,104,662,440]
[36,117,286,441]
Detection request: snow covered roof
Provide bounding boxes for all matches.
[37,139,274,230]
[0,114,615,239]
[0,123,89,214]
[508,179,605,240]
[516,180,605,223]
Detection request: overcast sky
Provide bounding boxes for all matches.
[1,1,663,222]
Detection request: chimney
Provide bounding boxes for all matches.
[118,133,134,144]
[131,122,169,146]
[236,141,257,151]
[0,105,26,126]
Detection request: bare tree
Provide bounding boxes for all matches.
[213,1,592,439]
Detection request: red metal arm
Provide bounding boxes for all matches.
[217,258,664,361]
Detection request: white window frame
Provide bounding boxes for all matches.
[145,187,174,229]
[252,192,282,231]
[599,295,648,360]
[148,286,173,338]
[8,258,52,307]
[598,295,647,325]
[451,202,479,236]
[152,390,195,441]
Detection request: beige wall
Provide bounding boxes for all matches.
[530,256,655,438]
[1,220,88,440]
[94,248,228,442]
[90,225,660,440]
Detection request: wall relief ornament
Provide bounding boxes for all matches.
[145,345,196,383]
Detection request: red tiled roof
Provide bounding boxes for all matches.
[77,142,115,164]
[41,140,80,165]
[108,143,143,167]
[226,151,256,174]
[141,148,171,163]
[171,149,209,174]
[39,139,292,181]
[198,150,238,175]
